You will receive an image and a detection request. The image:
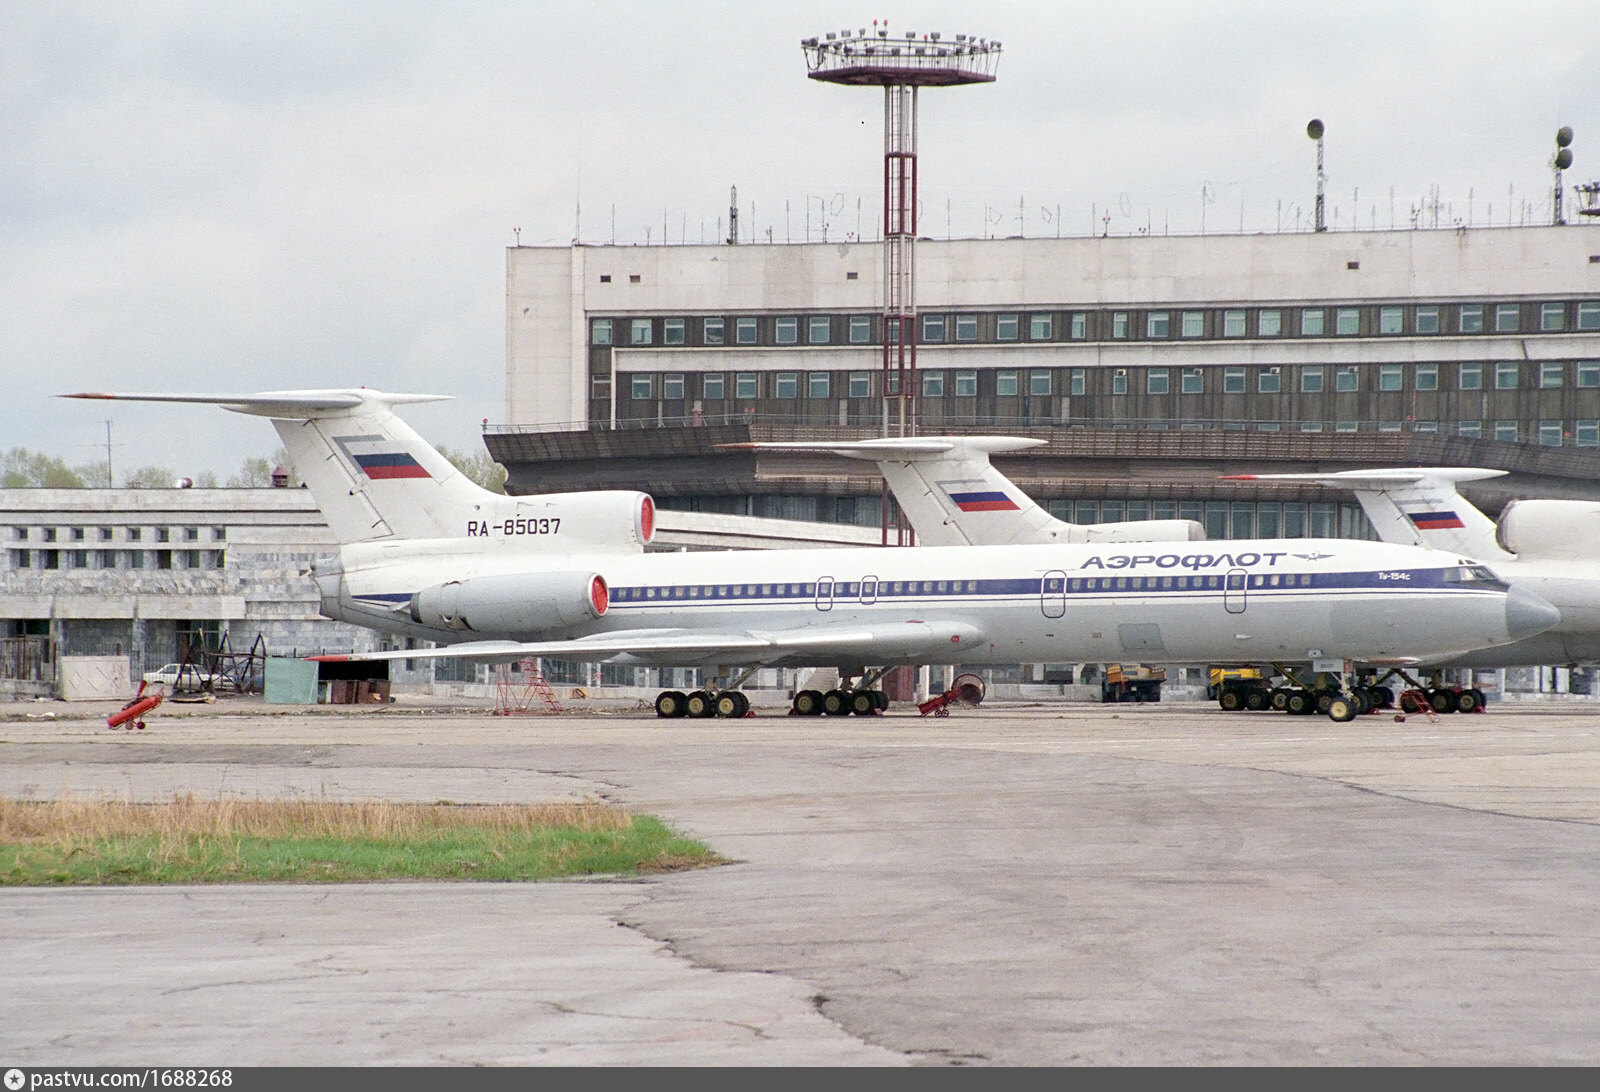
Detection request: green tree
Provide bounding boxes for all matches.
[437,444,507,494]
[123,465,180,488]
[227,448,296,488]
[2,448,89,488]
[227,457,274,488]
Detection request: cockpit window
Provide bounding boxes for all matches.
[1445,564,1509,590]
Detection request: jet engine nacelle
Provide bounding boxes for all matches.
[480,491,655,551]
[1496,499,1600,560]
[409,571,609,635]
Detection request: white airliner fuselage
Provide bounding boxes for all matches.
[63,389,1559,717]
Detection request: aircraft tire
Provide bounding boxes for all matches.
[1429,688,1459,714]
[793,689,825,716]
[1369,685,1395,709]
[655,690,688,718]
[823,689,852,715]
[685,690,716,718]
[714,691,749,718]
[1458,688,1485,714]
[872,690,891,712]
[850,690,878,715]
[1327,695,1358,722]
[1313,689,1337,715]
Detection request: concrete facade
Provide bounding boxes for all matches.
[506,226,1600,437]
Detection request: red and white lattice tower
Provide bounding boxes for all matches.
[803,24,1000,441]
[803,24,1000,542]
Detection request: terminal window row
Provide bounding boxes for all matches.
[619,360,1600,401]
[7,525,225,543]
[663,493,1378,540]
[7,548,226,571]
[593,301,1600,348]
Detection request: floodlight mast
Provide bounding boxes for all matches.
[802,26,1001,452]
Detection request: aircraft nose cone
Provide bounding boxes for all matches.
[1505,584,1561,640]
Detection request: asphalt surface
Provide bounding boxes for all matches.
[3,692,1599,1066]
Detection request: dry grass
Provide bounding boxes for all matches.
[0,793,724,885]
[0,793,634,843]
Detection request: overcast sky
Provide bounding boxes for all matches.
[4,1,1596,482]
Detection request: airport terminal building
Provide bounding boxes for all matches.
[496,224,1600,536]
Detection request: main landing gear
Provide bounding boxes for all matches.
[791,687,890,716]
[654,688,751,718]
[653,664,760,718]
[791,667,893,717]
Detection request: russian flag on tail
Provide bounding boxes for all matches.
[353,452,431,480]
[1406,510,1465,530]
[948,490,1020,512]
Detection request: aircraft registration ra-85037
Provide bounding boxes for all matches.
[1223,467,1600,669]
[64,389,1559,722]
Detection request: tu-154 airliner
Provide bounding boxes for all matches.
[64,389,1558,721]
[1222,466,1600,669]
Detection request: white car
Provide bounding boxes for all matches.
[141,663,218,690]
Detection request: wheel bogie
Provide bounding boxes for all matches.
[793,689,825,716]
[714,690,750,718]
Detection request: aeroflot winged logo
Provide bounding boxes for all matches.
[1405,509,1466,530]
[939,478,1020,512]
[333,434,432,480]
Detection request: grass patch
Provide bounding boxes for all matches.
[0,794,725,886]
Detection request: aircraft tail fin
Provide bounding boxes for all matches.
[720,437,1204,546]
[1220,467,1511,559]
[64,389,493,544]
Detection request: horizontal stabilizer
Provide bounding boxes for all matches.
[718,436,1046,461]
[63,389,452,418]
[1220,467,1507,489]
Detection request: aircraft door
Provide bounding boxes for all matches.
[815,576,834,611]
[1224,568,1247,614]
[1041,570,1067,618]
[860,576,879,605]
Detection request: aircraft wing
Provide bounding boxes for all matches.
[310,619,989,667]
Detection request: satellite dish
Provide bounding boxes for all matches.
[1556,148,1574,170]
[1557,126,1575,148]
[1306,118,1325,140]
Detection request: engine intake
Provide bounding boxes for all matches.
[409,571,608,634]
